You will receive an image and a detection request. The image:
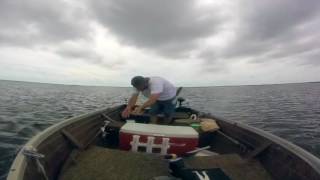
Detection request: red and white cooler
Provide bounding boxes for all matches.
[119,122,198,155]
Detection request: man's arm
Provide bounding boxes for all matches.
[141,93,160,109]
[122,93,139,118]
[127,93,139,109]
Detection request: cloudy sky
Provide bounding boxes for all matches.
[0,0,319,86]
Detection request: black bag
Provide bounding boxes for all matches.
[169,158,231,180]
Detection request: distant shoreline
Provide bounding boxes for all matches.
[0,78,319,88]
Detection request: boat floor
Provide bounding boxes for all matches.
[59,146,272,180]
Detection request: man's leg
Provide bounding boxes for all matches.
[162,99,176,124]
[149,101,160,124]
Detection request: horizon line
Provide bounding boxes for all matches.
[0,78,319,88]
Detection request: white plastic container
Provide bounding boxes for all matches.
[119,123,198,155]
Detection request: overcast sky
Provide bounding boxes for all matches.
[0,0,319,86]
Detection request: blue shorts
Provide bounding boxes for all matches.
[149,98,175,118]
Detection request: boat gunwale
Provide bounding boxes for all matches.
[6,105,124,180]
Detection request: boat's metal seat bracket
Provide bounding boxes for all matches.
[61,129,85,150]
[245,141,272,159]
[101,113,124,127]
[217,130,249,153]
[100,120,110,138]
[22,146,49,180]
[101,113,116,122]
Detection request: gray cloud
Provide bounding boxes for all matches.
[56,48,102,63]
[89,0,223,58]
[191,0,320,73]
[0,0,90,47]
[0,0,319,81]
[198,50,216,63]
[243,0,319,40]
[2,0,318,67]
[296,49,320,66]
[263,35,320,60]
[219,0,320,64]
[197,50,230,74]
[56,45,126,69]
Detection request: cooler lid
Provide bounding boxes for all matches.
[120,123,198,138]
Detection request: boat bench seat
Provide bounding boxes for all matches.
[184,154,273,180]
[58,146,170,180]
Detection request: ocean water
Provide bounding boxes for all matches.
[0,80,320,179]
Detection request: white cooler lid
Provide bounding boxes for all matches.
[120,123,198,138]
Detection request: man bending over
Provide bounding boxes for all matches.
[121,76,177,124]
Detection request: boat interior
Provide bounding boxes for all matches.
[55,105,272,180]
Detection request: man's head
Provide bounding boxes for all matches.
[131,76,148,91]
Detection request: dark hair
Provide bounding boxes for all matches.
[131,76,145,88]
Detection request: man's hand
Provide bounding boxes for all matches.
[121,106,132,118]
[132,106,144,115]
[122,94,139,118]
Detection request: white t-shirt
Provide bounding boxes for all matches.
[133,77,176,101]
